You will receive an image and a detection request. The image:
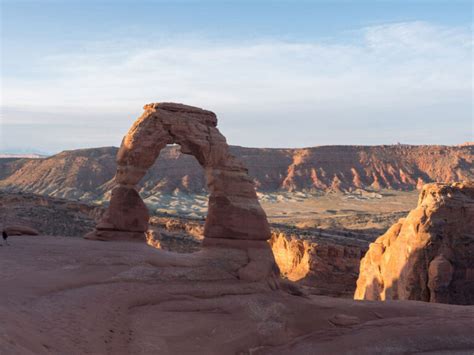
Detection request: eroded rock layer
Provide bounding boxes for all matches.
[355,182,474,304]
[1,144,472,200]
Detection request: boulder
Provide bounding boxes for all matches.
[4,225,39,236]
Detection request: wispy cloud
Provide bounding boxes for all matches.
[1,21,472,151]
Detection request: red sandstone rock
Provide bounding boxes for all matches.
[354,182,474,304]
[85,230,146,242]
[270,231,366,297]
[85,103,275,280]
[4,225,39,236]
[87,103,270,244]
[95,186,149,233]
[3,235,474,354]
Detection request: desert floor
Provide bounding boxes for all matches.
[145,189,419,237]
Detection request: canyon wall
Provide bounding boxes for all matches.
[269,231,367,297]
[0,144,472,200]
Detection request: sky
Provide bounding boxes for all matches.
[0,0,473,154]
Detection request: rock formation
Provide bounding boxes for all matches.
[355,182,474,304]
[87,102,270,247]
[270,231,367,297]
[85,103,275,280]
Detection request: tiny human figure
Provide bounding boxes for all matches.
[2,230,9,246]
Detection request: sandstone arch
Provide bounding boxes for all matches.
[86,103,271,249]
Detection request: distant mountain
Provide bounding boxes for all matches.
[0,147,51,157]
[0,144,472,201]
[0,153,48,159]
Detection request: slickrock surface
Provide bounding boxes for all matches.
[147,220,369,297]
[1,236,474,354]
[1,144,472,200]
[355,182,474,304]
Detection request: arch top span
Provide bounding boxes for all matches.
[86,102,271,246]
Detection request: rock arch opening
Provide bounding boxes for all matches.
[143,143,208,218]
[86,103,271,250]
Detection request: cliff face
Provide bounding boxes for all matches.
[0,144,472,200]
[354,182,474,305]
[269,231,367,297]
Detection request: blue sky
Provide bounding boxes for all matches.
[1,0,472,154]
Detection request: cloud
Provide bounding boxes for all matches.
[1,21,472,150]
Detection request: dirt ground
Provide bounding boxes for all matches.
[260,190,418,230]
